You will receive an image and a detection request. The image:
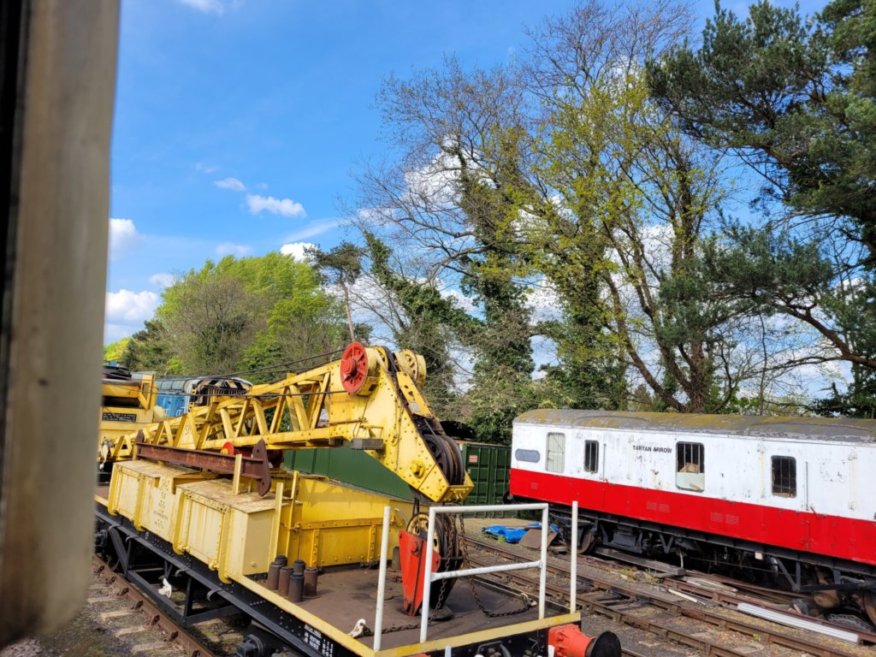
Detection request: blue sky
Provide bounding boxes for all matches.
[106,0,828,343]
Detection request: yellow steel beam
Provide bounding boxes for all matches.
[118,346,472,504]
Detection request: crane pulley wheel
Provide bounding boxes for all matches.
[421,427,465,487]
[340,342,371,394]
[395,349,427,388]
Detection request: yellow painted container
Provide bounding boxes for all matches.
[107,460,412,582]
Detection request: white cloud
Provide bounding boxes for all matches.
[280,241,317,261]
[149,273,176,289]
[105,289,159,324]
[109,218,141,259]
[283,219,342,241]
[215,177,246,192]
[438,284,477,314]
[194,162,218,173]
[216,242,253,257]
[246,194,306,218]
[526,282,562,324]
[178,0,226,14]
[403,151,464,209]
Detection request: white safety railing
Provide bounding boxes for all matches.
[373,506,393,651]
[371,501,580,649]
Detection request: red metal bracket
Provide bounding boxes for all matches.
[399,530,439,616]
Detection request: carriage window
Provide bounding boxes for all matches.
[584,440,599,473]
[514,449,540,463]
[772,456,796,497]
[676,442,704,492]
[546,432,565,473]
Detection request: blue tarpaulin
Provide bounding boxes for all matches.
[482,522,559,544]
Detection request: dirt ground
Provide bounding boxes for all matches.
[0,611,132,657]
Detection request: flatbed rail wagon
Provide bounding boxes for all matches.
[95,344,620,657]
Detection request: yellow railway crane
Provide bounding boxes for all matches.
[96,343,621,657]
[98,365,164,481]
[100,343,473,596]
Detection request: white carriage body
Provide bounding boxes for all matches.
[509,410,876,566]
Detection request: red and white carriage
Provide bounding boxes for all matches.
[509,410,876,625]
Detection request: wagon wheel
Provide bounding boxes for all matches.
[407,512,462,609]
[578,526,597,554]
[863,590,876,627]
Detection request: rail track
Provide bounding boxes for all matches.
[576,546,876,640]
[89,555,229,657]
[0,555,224,657]
[8,529,869,657]
[463,534,876,657]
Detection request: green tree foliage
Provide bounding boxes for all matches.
[357,1,806,426]
[524,3,758,413]
[120,319,176,373]
[309,242,368,342]
[648,1,875,239]
[125,254,347,378]
[648,0,876,414]
[358,60,541,440]
[364,231,470,412]
[452,127,541,440]
[344,0,873,428]
[103,338,130,363]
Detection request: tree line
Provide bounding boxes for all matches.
[107,0,876,441]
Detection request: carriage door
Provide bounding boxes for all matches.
[770,453,809,548]
[546,432,566,474]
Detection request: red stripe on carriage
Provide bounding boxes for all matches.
[510,468,876,566]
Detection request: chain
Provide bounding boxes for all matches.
[358,613,445,637]
[458,515,532,618]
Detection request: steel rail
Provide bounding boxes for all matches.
[464,536,869,657]
[487,536,876,645]
[92,555,223,657]
[577,549,876,643]
[465,551,754,657]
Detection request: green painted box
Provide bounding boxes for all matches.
[283,441,512,513]
[459,441,512,514]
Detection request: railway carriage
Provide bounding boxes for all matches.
[509,409,876,625]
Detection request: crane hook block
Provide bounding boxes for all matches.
[340,342,376,395]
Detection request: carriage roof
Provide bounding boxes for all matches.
[514,409,876,443]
